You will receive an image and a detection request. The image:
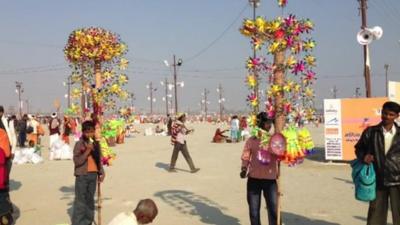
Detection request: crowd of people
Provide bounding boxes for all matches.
[1,102,398,225]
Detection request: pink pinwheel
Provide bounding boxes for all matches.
[305,70,316,81]
[292,61,305,75]
[284,14,296,27]
[247,93,258,107]
[247,57,263,69]
[283,102,292,113]
[266,103,276,118]
[286,36,294,47]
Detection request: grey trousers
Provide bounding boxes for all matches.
[72,173,97,225]
[170,142,196,170]
[367,186,400,225]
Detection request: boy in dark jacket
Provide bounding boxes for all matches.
[355,101,400,225]
[72,121,105,225]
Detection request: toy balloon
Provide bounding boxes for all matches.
[269,133,286,156]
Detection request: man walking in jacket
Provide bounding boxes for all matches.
[169,113,199,173]
[355,101,400,225]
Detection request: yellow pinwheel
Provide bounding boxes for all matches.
[247,75,257,88]
[71,88,82,99]
[255,17,267,33]
[304,55,316,66]
[271,85,282,95]
[119,58,129,70]
[268,41,281,53]
[102,70,114,80]
[303,40,316,51]
[304,87,314,98]
[118,74,128,85]
[286,55,297,68]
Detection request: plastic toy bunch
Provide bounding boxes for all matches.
[64,27,127,63]
[239,0,317,123]
[280,125,316,166]
[64,27,131,114]
[250,120,316,167]
[100,137,116,166]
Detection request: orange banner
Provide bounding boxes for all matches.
[340,97,388,160]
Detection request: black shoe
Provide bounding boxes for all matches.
[191,168,200,173]
[168,168,177,172]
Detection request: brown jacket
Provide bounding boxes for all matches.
[73,138,104,176]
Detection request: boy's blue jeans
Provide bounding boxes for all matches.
[247,177,278,225]
[72,173,97,225]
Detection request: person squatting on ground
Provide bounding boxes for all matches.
[355,101,400,225]
[241,112,278,225]
[212,128,229,143]
[72,120,105,225]
[169,113,200,173]
[108,198,158,225]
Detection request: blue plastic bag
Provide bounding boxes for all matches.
[351,159,376,202]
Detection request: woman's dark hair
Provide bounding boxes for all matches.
[256,112,274,129]
[382,101,400,114]
[82,120,95,132]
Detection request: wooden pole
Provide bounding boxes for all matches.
[97,180,102,225]
[94,61,103,225]
[273,50,286,225]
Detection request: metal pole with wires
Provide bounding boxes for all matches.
[217,84,225,121]
[359,0,372,97]
[15,81,23,118]
[384,64,389,97]
[147,82,156,115]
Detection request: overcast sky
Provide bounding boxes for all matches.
[0,0,399,115]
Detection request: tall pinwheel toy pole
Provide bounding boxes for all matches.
[240,0,317,224]
[64,27,129,225]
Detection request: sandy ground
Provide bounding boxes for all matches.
[8,123,392,225]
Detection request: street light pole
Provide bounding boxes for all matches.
[217,84,225,120]
[165,55,182,115]
[384,64,389,97]
[332,85,338,99]
[148,82,155,115]
[202,88,210,120]
[25,99,29,114]
[173,55,179,114]
[163,78,169,116]
[15,81,23,118]
[359,0,372,97]
[355,87,361,98]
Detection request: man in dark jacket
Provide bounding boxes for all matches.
[355,101,400,225]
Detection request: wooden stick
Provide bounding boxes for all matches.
[273,50,285,225]
[276,162,281,225]
[97,179,102,225]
